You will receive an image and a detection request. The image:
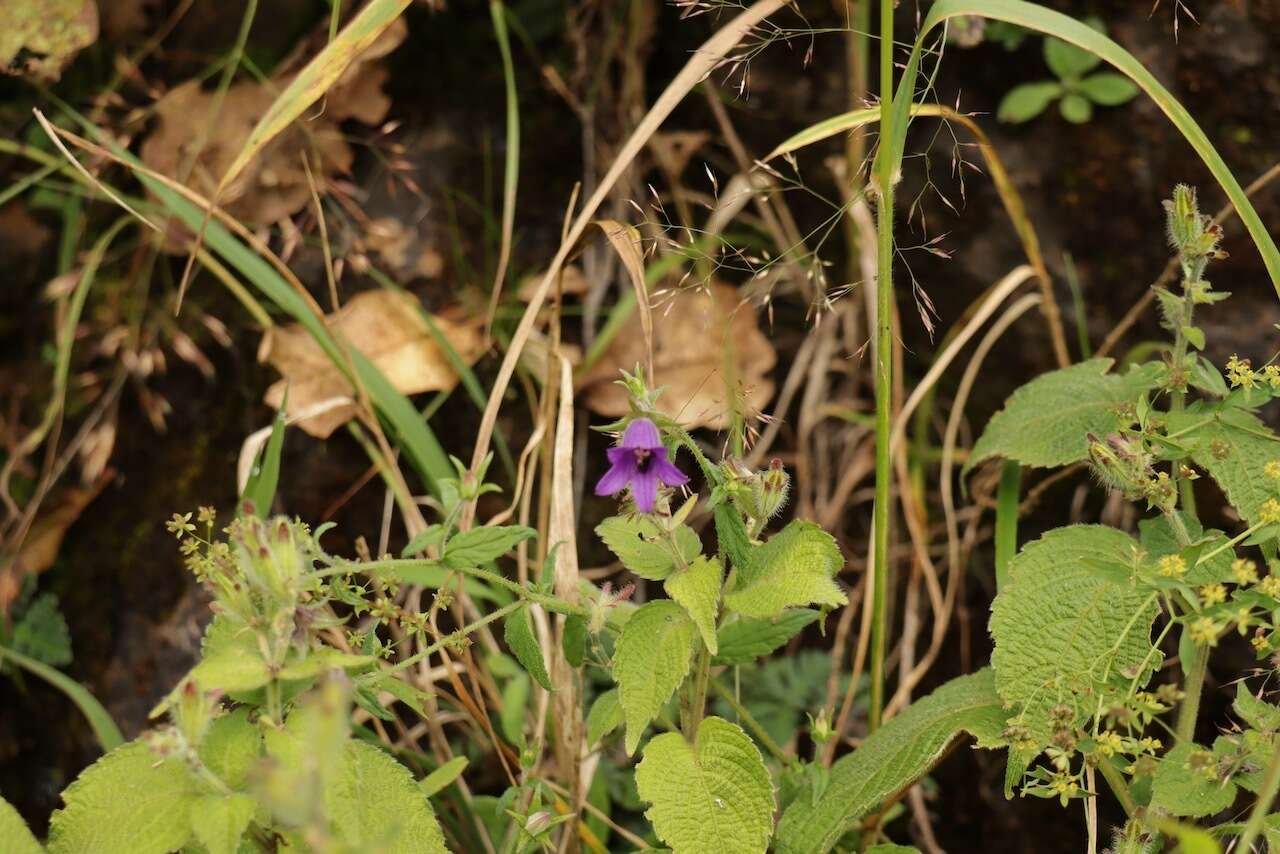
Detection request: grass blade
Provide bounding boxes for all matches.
[0,643,123,751]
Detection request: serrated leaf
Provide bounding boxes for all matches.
[199,709,261,790]
[997,80,1061,123]
[562,613,587,668]
[190,793,255,854]
[713,610,820,665]
[968,359,1161,472]
[419,755,468,797]
[1078,71,1139,105]
[1170,406,1280,527]
[1138,514,1234,586]
[1192,356,1230,398]
[504,603,552,691]
[714,501,753,571]
[12,593,71,667]
[664,556,723,653]
[188,617,271,694]
[329,742,449,852]
[991,526,1158,747]
[443,525,535,568]
[278,648,376,681]
[614,600,697,754]
[725,521,844,619]
[595,516,701,581]
[47,740,206,854]
[586,688,624,745]
[1150,742,1237,818]
[0,795,43,854]
[635,716,774,854]
[1234,683,1280,732]
[775,670,1006,854]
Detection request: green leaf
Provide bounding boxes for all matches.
[277,648,375,681]
[0,642,122,751]
[1192,356,1230,397]
[613,600,697,754]
[635,716,775,854]
[378,559,508,606]
[996,80,1061,123]
[199,709,261,790]
[713,610,819,665]
[1150,742,1237,818]
[562,613,587,668]
[1182,325,1206,351]
[990,525,1159,747]
[595,516,701,581]
[1138,514,1234,586]
[1059,92,1092,123]
[329,742,449,852]
[1234,682,1280,732]
[664,556,723,653]
[968,359,1161,471]
[504,603,553,691]
[586,688,624,746]
[1078,71,1139,106]
[725,521,844,619]
[1169,406,1280,528]
[1045,34,1101,79]
[241,398,287,516]
[0,795,43,854]
[443,525,536,568]
[189,619,272,694]
[190,793,255,854]
[419,755,468,797]
[47,740,206,854]
[775,670,1006,854]
[714,502,753,571]
[12,593,71,667]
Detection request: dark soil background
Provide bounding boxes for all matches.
[2,0,1278,849]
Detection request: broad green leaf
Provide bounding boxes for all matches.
[189,620,272,694]
[967,359,1160,472]
[714,501,753,571]
[664,556,723,653]
[562,613,587,668]
[1170,406,1280,527]
[329,742,449,852]
[504,603,552,691]
[199,709,262,790]
[595,516,701,581]
[990,525,1158,747]
[997,81,1061,123]
[775,670,1006,854]
[1138,514,1234,586]
[1234,683,1280,733]
[12,593,71,667]
[1044,35,1100,79]
[1150,742,1237,818]
[713,610,820,665]
[635,716,774,854]
[725,520,844,619]
[444,525,536,568]
[0,795,43,854]
[190,793,255,854]
[1059,92,1092,123]
[1078,72,1138,105]
[586,689,624,745]
[419,756,468,797]
[47,740,206,854]
[0,642,122,751]
[1150,819,1222,854]
[613,600,697,754]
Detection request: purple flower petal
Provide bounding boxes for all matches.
[649,449,690,488]
[629,465,659,513]
[620,417,661,450]
[595,455,636,497]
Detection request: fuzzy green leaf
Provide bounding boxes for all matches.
[990,525,1159,747]
[635,716,775,854]
[725,521,844,619]
[0,795,43,854]
[613,600,697,754]
[199,708,261,790]
[504,603,553,691]
[586,688,624,746]
[968,359,1162,472]
[1170,406,1280,528]
[12,593,71,667]
[1234,683,1280,732]
[595,516,701,581]
[997,80,1061,123]
[1138,514,1235,586]
[713,610,820,665]
[1150,742,1237,818]
[329,741,449,852]
[190,793,255,854]
[443,525,535,568]
[664,556,723,653]
[562,614,587,668]
[47,740,206,854]
[1078,71,1138,105]
[775,670,1006,854]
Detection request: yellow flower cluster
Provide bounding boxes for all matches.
[1261,498,1280,525]
[1158,554,1187,577]
[1189,616,1219,646]
[1199,583,1227,605]
[1233,558,1259,586]
[1226,355,1280,390]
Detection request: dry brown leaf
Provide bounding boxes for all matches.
[578,280,775,430]
[361,216,444,281]
[649,130,710,177]
[260,289,484,438]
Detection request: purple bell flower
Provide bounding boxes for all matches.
[594,418,689,513]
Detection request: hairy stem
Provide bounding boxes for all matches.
[1095,757,1136,819]
[1175,642,1209,743]
[868,0,895,733]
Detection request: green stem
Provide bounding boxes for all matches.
[1095,757,1136,818]
[1175,642,1209,743]
[681,645,712,737]
[710,678,792,766]
[390,599,525,673]
[1236,735,1280,853]
[868,0,895,734]
[329,559,586,616]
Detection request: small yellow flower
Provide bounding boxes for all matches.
[1228,355,1258,388]
[1266,461,1280,481]
[1264,364,1280,389]
[1252,634,1272,654]
[1138,736,1162,752]
[1158,554,1187,577]
[1189,616,1220,646]
[1262,575,1280,598]
[1236,607,1253,634]
[1233,558,1259,586]
[1261,498,1280,525]
[1096,731,1125,757]
[1200,583,1227,605]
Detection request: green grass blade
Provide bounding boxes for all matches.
[242,393,287,515]
[0,643,124,751]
